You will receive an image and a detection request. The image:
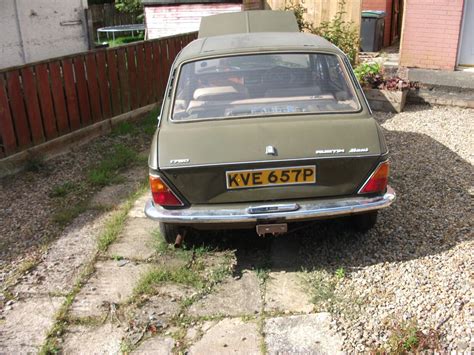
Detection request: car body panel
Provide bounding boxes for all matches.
[146,11,395,229]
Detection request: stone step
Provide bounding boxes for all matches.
[407,88,474,109]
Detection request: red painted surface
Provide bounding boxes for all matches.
[145,4,242,39]
[400,0,464,70]
[0,33,197,158]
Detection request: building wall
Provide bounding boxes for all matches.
[145,4,242,39]
[0,0,89,70]
[399,0,464,70]
[361,0,392,47]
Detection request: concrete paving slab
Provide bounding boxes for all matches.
[62,324,124,354]
[188,272,261,317]
[265,271,313,314]
[70,260,151,318]
[132,336,174,354]
[264,313,344,354]
[13,213,107,296]
[129,193,150,218]
[0,296,64,353]
[188,318,260,355]
[107,217,157,261]
[126,293,181,328]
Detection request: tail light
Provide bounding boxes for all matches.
[149,174,184,207]
[358,161,390,194]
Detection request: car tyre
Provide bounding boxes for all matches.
[159,223,180,244]
[351,211,378,232]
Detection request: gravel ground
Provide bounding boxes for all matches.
[299,104,473,351]
[0,122,153,288]
[1,104,472,352]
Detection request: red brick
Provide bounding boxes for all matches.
[400,0,464,70]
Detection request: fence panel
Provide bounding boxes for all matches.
[0,32,197,158]
[21,67,45,144]
[106,50,122,117]
[62,59,82,131]
[0,74,16,156]
[96,51,112,119]
[126,46,139,110]
[49,61,70,135]
[73,56,92,126]
[7,70,31,148]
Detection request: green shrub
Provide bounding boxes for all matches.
[354,62,382,83]
[313,0,359,65]
[286,0,360,65]
[284,2,314,32]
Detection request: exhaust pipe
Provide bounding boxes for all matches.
[174,229,187,248]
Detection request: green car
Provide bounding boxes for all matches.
[145,11,396,243]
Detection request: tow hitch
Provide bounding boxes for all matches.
[256,223,287,237]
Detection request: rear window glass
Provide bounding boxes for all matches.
[171,53,360,121]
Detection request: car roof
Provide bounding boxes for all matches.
[176,31,342,63]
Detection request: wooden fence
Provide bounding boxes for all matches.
[0,32,197,158]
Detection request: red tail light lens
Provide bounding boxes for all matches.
[149,175,184,207]
[358,161,390,194]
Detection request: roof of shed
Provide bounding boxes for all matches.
[198,10,299,38]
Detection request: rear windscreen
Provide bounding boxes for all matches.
[172,53,360,121]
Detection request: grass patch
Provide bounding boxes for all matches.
[256,267,270,284]
[87,144,138,187]
[97,185,147,252]
[97,33,145,48]
[135,267,204,295]
[303,268,361,319]
[52,203,88,226]
[334,267,346,280]
[385,320,440,353]
[25,155,46,172]
[39,262,96,355]
[112,121,137,136]
[49,181,80,198]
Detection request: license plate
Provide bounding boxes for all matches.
[226,165,316,190]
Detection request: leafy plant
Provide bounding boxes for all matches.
[387,321,440,353]
[335,267,346,279]
[313,0,359,65]
[286,0,359,65]
[354,62,381,82]
[115,0,144,22]
[354,62,416,91]
[284,2,315,32]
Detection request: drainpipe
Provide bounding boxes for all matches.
[13,0,27,64]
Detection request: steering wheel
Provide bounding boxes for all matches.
[263,66,292,85]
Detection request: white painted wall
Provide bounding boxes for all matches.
[0,0,90,69]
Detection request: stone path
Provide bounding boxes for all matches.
[0,187,344,354]
[59,193,342,354]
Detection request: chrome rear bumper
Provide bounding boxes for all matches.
[144,186,396,224]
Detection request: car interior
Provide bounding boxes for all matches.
[172,53,360,120]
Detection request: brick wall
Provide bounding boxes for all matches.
[400,0,464,70]
[362,0,392,47]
